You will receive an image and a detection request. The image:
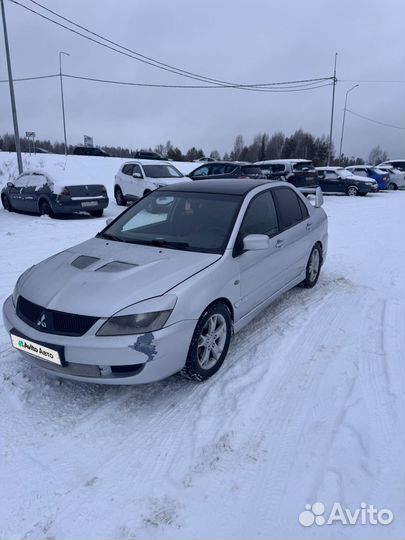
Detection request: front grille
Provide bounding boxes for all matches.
[17,296,99,336]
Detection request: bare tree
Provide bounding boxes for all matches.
[368,145,388,165]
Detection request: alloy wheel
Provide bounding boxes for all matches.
[197,313,227,370]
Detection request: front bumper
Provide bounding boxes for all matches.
[3,295,196,385]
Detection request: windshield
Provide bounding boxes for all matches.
[142,164,183,178]
[99,191,242,254]
[292,161,315,172]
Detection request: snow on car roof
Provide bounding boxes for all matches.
[255,159,313,164]
[18,161,107,189]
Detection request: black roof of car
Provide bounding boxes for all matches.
[159,179,275,196]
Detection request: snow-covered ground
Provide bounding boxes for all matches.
[0,153,404,539]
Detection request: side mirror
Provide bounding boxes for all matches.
[6,181,14,188]
[133,172,142,179]
[315,186,324,208]
[243,234,270,251]
[105,217,113,226]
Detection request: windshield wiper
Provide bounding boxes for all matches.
[97,232,126,243]
[142,238,190,249]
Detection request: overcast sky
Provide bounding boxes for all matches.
[1,0,404,159]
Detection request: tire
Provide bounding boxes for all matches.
[114,186,127,206]
[181,302,232,382]
[388,183,397,191]
[39,199,54,218]
[1,195,12,212]
[89,209,103,217]
[299,244,322,289]
[346,185,359,196]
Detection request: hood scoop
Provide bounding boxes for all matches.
[72,255,100,269]
[95,261,138,272]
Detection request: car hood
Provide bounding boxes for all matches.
[148,177,190,185]
[17,237,220,317]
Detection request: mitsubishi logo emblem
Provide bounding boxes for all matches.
[36,312,47,328]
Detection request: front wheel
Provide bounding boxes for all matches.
[90,209,103,217]
[388,183,397,191]
[299,244,322,289]
[346,185,359,196]
[114,186,127,206]
[181,303,232,382]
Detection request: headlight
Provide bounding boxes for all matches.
[96,295,177,336]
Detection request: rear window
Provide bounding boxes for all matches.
[273,187,307,230]
[292,161,315,172]
[390,161,405,171]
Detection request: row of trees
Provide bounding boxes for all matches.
[0,131,388,166]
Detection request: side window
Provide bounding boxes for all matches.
[191,166,210,177]
[317,170,325,179]
[270,164,285,173]
[224,164,237,174]
[324,171,339,180]
[210,164,227,175]
[239,191,279,239]
[122,164,133,175]
[132,165,143,178]
[273,187,306,230]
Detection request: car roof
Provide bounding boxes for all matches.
[158,179,287,196]
[315,166,344,170]
[123,159,173,166]
[192,160,250,166]
[255,159,312,164]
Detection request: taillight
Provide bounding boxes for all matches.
[61,187,71,196]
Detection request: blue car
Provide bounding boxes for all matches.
[345,166,390,190]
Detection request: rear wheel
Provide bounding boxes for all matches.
[1,195,12,211]
[181,302,232,382]
[90,209,103,217]
[346,185,359,196]
[114,186,127,206]
[388,183,397,191]
[39,199,54,218]
[299,244,322,289]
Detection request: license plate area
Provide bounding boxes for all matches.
[10,329,65,366]
[81,201,98,208]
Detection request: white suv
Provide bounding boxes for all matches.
[114,160,187,205]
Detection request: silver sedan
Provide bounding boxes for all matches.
[3,180,328,384]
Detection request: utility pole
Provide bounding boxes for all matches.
[59,51,70,156]
[1,0,22,173]
[327,52,338,166]
[338,84,359,163]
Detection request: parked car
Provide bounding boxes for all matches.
[188,161,265,180]
[315,167,378,196]
[194,157,215,162]
[374,166,404,190]
[378,160,405,175]
[254,159,318,188]
[73,146,110,157]
[1,169,109,217]
[3,180,327,385]
[133,151,165,160]
[345,166,389,190]
[114,160,186,205]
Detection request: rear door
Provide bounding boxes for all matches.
[272,186,314,284]
[9,174,30,210]
[119,164,134,197]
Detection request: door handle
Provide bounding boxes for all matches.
[275,239,284,249]
[306,222,312,231]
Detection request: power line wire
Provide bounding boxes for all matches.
[346,108,405,130]
[8,0,333,91]
[0,71,333,91]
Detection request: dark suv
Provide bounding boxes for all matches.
[133,151,166,160]
[254,159,318,188]
[73,146,110,157]
[188,161,265,180]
